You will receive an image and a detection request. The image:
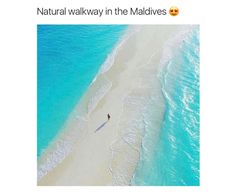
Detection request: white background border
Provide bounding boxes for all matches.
[1,0,236,191]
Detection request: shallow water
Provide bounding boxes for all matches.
[37,25,127,157]
[38,26,200,186]
[132,26,200,186]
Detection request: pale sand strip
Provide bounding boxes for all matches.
[38,25,189,186]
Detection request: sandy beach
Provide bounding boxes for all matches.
[38,25,190,186]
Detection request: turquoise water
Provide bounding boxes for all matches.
[132,27,200,186]
[37,25,127,157]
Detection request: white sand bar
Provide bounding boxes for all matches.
[38,25,190,186]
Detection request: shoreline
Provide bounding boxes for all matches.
[37,26,133,181]
[38,25,191,185]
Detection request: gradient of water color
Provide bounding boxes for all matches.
[132,27,200,186]
[37,25,127,157]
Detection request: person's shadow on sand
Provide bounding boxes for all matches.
[94,120,108,133]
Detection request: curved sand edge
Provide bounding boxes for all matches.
[38,25,190,186]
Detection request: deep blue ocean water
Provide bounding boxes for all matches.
[132,27,200,186]
[37,25,127,157]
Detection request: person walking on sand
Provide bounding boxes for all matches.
[107,113,111,121]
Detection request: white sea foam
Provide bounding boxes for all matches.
[91,30,130,84]
[159,27,195,108]
[37,116,88,181]
[37,139,72,180]
[98,27,140,75]
[159,26,193,69]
